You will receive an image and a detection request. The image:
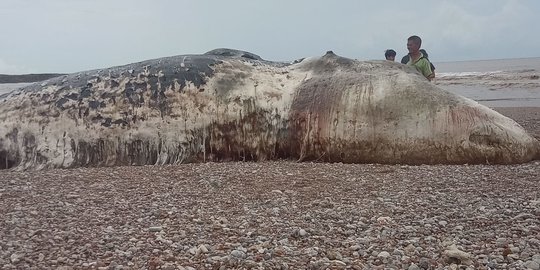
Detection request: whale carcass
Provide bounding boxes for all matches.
[0,49,538,170]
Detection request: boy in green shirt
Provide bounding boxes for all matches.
[406,35,434,81]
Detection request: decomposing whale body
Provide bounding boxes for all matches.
[0,49,539,170]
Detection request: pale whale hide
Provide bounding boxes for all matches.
[0,49,538,170]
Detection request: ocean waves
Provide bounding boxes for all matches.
[436,69,540,90]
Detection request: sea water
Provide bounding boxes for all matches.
[435,57,540,73]
[434,57,540,107]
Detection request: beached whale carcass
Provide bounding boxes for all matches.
[0,49,538,170]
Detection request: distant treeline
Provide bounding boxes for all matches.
[0,74,66,84]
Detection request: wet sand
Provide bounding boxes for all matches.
[0,83,31,96]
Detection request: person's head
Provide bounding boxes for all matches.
[385,49,396,61]
[407,35,422,54]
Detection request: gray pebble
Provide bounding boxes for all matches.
[162,263,176,270]
[378,251,391,258]
[524,260,540,270]
[231,250,246,259]
[418,258,430,269]
[496,238,508,247]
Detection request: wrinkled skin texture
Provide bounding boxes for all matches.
[0,49,538,170]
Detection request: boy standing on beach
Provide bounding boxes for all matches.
[405,35,434,81]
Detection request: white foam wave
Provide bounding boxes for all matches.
[437,69,539,81]
[437,71,504,78]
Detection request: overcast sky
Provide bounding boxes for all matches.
[1,0,539,74]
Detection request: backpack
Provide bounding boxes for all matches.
[401,53,435,71]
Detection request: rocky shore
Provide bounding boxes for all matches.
[0,106,539,269]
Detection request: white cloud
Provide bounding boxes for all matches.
[1,0,539,72]
[421,0,535,60]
